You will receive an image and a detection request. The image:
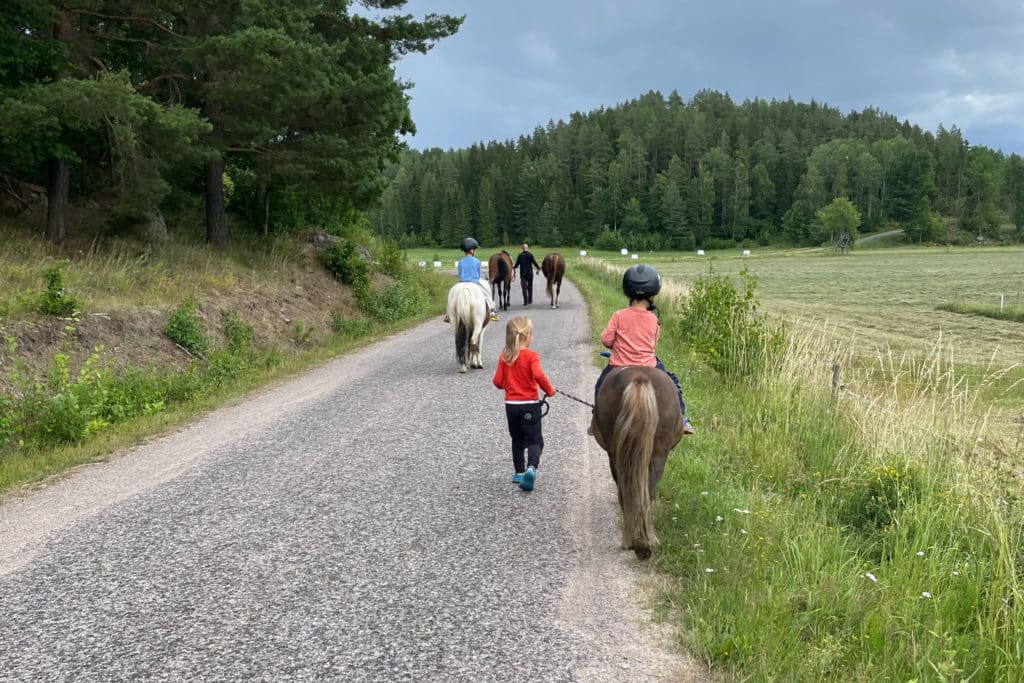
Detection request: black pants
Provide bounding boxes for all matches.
[520,274,534,305]
[593,358,686,416]
[505,402,544,472]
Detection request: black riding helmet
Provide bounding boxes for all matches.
[460,236,480,252]
[622,264,661,299]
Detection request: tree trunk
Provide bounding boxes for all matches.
[46,10,73,244]
[46,158,69,243]
[263,190,270,236]
[205,158,227,246]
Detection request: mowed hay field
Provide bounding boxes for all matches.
[595,245,1024,370]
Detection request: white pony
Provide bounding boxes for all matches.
[446,282,489,373]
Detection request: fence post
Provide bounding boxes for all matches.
[831,361,841,403]
[1015,413,1024,457]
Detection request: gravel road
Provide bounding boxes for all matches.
[0,279,703,682]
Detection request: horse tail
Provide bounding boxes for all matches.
[613,375,659,553]
[455,318,468,367]
[498,255,509,280]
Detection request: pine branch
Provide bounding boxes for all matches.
[71,9,184,38]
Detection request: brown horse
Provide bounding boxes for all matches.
[541,252,565,308]
[488,250,513,311]
[591,366,683,559]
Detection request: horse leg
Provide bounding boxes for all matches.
[649,449,669,501]
[469,321,484,369]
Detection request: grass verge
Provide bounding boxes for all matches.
[572,259,1024,681]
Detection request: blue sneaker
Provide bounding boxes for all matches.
[512,472,524,484]
[519,466,536,491]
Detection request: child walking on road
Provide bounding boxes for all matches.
[493,316,557,491]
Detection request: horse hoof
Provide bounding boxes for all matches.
[458,366,467,374]
[633,545,652,560]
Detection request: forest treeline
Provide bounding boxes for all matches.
[372,90,1024,250]
[0,1,461,245]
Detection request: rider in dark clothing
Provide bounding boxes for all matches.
[512,243,542,306]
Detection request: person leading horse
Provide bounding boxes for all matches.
[513,243,541,306]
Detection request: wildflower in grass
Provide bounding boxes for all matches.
[863,572,878,582]
[916,551,925,557]
[921,591,932,599]
[733,508,750,514]
[740,529,748,534]
[700,491,708,496]
[715,515,724,522]
[952,571,960,576]
[705,568,714,573]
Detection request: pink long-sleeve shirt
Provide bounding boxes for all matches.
[601,307,659,367]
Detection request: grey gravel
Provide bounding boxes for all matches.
[0,279,704,682]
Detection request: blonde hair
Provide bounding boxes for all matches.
[501,316,533,365]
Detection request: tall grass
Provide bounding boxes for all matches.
[573,260,1024,681]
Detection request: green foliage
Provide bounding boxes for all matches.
[37,260,81,315]
[165,300,209,357]
[290,321,316,346]
[677,267,788,378]
[320,241,371,288]
[221,310,254,354]
[36,392,89,445]
[371,276,427,323]
[330,313,372,337]
[839,462,923,531]
[376,239,407,278]
[593,229,622,251]
[815,196,862,242]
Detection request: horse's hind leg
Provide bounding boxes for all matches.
[469,327,484,369]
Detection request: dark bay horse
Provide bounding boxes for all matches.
[541,252,565,308]
[591,366,683,559]
[488,250,513,311]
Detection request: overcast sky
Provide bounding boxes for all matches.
[392,0,1024,155]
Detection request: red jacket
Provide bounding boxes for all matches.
[492,347,556,401]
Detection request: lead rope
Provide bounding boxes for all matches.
[556,389,595,410]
